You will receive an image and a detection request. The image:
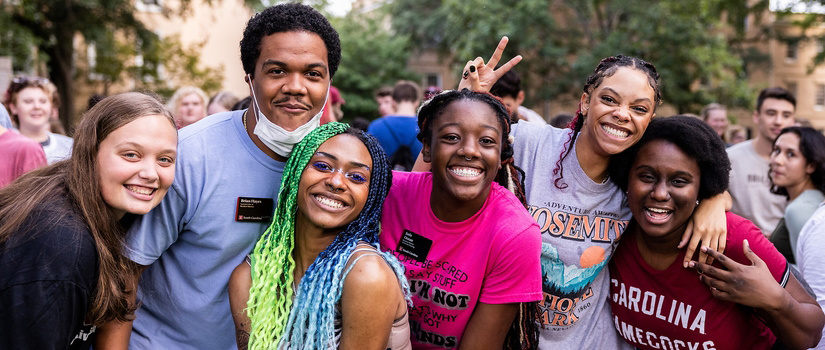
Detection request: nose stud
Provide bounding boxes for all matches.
[464,156,472,161]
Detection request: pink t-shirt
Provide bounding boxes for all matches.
[609,212,789,350]
[380,171,542,349]
[0,130,46,187]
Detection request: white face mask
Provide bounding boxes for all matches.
[246,74,328,158]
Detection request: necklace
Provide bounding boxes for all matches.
[243,109,248,131]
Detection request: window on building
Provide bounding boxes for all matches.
[786,82,798,98]
[816,84,825,108]
[787,41,799,61]
[425,73,441,88]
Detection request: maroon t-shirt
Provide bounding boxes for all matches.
[609,212,789,350]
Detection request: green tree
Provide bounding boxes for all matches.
[0,0,162,130]
[390,0,759,113]
[330,4,419,120]
[0,0,254,131]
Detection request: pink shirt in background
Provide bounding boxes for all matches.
[380,171,542,349]
[0,130,47,187]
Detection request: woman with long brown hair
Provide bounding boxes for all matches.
[0,92,178,349]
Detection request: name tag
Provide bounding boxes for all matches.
[397,230,432,262]
[235,197,274,222]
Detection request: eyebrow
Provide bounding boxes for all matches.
[314,151,370,171]
[261,60,328,74]
[118,142,176,155]
[436,122,500,132]
[602,87,652,104]
[635,165,695,178]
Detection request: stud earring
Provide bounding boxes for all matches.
[695,200,700,205]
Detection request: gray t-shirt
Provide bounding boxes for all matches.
[795,201,825,350]
[726,140,786,236]
[511,122,632,349]
[42,132,73,164]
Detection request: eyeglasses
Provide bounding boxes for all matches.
[8,76,51,94]
[309,159,370,184]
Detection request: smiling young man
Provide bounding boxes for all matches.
[727,87,796,237]
[99,4,341,349]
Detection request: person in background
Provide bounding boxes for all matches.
[375,86,395,117]
[368,80,423,171]
[320,86,345,124]
[768,127,825,264]
[0,92,178,349]
[232,96,252,111]
[549,113,574,129]
[4,76,73,164]
[207,91,240,116]
[0,122,46,187]
[351,116,371,132]
[490,69,546,125]
[167,86,209,128]
[0,102,13,129]
[726,124,747,146]
[701,102,729,141]
[87,95,107,111]
[727,87,797,237]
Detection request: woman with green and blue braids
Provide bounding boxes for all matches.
[228,122,412,350]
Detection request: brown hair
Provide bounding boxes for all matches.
[3,76,59,125]
[0,92,176,325]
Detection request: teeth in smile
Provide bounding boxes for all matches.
[126,185,154,195]
[647,207,669,213]
[602,125,628,138]
[315,195,345,209]
[450,166,481,177]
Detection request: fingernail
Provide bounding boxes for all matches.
[463,70,469,79]
[688,261,695,268]
[470,65,476,73]
[701,246,708,252]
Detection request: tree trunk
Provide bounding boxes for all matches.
[44,25,76,136]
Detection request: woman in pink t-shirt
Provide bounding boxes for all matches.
[379,89,543,349]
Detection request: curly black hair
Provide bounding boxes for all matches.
[240,3,341,78]
[609,115,731,200]
[769,126,825,199]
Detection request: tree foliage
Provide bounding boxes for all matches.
[330,4,419,120]
[390,0,761,113]
[0,0,247,131]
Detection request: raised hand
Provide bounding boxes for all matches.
[457,36,523,92]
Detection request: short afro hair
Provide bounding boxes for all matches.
[240,3,341,78]
[609,115,731,200]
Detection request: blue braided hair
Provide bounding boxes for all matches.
[247,122,410,349]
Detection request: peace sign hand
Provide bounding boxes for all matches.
[458,36,523,92]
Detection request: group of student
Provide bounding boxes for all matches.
[1,3,824,350]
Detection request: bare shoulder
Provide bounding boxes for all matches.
[343,249,399,290]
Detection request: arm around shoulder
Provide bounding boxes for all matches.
[93,264,148,350]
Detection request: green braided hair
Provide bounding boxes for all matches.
[246,122,409,349]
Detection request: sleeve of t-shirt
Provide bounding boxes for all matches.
[784,199,820,252]
[125,179,188,266]
[725,213,789,286]
[478,224,543,304]
[510,121,559,171]
[796,208,825,311]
